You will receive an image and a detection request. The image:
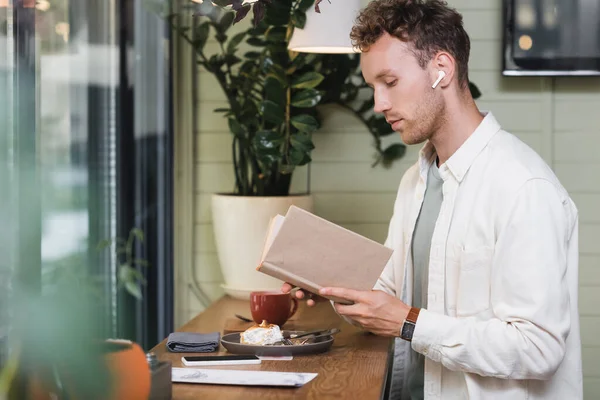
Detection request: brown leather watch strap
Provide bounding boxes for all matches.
[406,307,421,324]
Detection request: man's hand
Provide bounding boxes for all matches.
[320,287,411,337]
[281,283,316,307]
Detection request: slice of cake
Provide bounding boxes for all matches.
[240,320,284,345]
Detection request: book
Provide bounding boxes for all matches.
[257,206,394,305]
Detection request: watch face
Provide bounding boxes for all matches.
[401,322,415,341]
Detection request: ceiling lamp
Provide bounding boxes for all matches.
[288,0,361,54]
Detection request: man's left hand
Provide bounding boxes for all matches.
[320,287,411,337]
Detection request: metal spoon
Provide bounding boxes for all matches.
[235,314,253,323]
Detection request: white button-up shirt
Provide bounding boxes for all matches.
[375,112,582,399]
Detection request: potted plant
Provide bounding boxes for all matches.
[166,0,404,298]
[166,0,481,298]
[0,229,151,400]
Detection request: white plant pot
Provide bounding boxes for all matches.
[211,194,314,300]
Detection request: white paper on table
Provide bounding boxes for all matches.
[171,367,317,387]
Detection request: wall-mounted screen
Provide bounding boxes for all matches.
[503,0,600,76]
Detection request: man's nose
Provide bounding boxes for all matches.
[373,92,391,114]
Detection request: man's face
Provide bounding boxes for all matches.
[361,33,445,145]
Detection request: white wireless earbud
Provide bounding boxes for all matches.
[431,70,446,89]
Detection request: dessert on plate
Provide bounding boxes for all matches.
[240,320,284,345]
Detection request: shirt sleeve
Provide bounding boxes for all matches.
[411,178,574,380]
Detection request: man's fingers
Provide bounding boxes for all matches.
[281,284,317,304]
[281,283,294,293]
[320,286,365,303]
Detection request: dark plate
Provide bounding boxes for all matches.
[220,330,334,356]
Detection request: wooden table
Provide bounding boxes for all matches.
[151,296,394,399]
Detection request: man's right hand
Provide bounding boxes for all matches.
[281,283,316,307]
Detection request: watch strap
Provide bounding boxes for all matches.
[406,307,421,324]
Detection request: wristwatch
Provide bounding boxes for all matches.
[400,307,421,341]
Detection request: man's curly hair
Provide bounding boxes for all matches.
[350,0,471,88]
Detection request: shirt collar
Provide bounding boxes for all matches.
[417,111,501,183]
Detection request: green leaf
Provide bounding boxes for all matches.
[130,228,144,243]
[213,0,233,7]
[290,114,319,132]
[207,54,225,69]
[264,77,286,105]
[129,268,147,284]
[291,11,307,29]
[192,22,210,52]
[265,63,287,85]
[291,72,324,89]
[228,118,247,136]
[264,1,292,26]
[244,51,261,59]
[213,107,231,113]
[224,54,242,66]
[248,20,269,36]
[253,130,284,165]
[96,239,112,251]
[382,143,407,167]
[118,264,133,283]
[290,132,315,152]
[469,81,482,99]
[260,100,285,124]
[265,26,287,42]
[226,32,246,54]
[288,147,311,165]
[297,0,315,12]
[291,89,322,108]
[247,37,267,47]
[218,12,235,32]
[253,130,284,150]
[369,116,395,137]
[289,52,307,68]
[215,32,228,43]
[125,281,143,300]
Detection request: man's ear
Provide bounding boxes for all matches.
[430,52,455,89]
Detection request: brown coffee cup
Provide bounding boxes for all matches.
[249,291,298,327]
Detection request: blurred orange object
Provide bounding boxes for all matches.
[104,339,151,400]
[27,339,150,400]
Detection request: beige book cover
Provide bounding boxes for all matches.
[257,206,393,305]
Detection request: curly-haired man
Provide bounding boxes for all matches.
[284,1,583,399]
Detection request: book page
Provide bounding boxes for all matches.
[259,214,285,263]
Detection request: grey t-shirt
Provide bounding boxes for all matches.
[406,159,444,399]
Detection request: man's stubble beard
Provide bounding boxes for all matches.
[399,90,446,146]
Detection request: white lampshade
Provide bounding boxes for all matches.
[288,0,362,54]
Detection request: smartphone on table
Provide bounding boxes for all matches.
[181,354,261,366]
